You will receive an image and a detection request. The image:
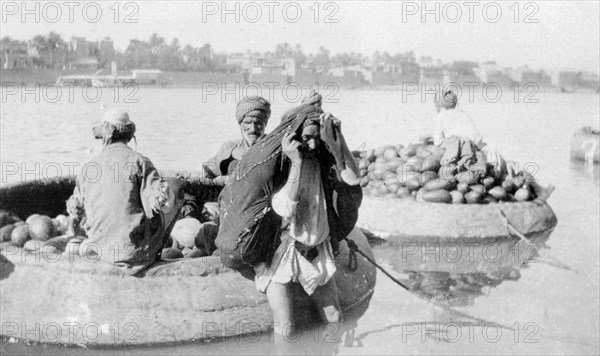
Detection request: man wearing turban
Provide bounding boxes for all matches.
[193,97,271,257]
[433,90,507,178]
[202,96,271,180]
[301,89,323,107]
[67,108,184,275]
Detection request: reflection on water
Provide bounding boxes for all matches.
[401,267,521,308]
[370,228,553,308]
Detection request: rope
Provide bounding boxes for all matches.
[344,237,408,290]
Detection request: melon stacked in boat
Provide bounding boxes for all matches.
[0,211,78,253]
[356,140,539,204]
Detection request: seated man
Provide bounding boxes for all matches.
[67,108,183,275]
[202,96,271,181]
[190,96,272,256]
[434,90,506,177]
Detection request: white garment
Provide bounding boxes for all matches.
[434,109,483,147]
[254,158,337,296]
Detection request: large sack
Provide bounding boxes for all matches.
[216,105,362,269]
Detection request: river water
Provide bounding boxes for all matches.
[1,86,599,355]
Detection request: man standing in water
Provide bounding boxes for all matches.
[67,108,184,275]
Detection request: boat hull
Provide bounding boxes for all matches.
[0,177,376,346]
[358,196,557,274]
[570,127,600,163]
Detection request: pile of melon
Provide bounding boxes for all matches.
[0,210,83,255]
[356,141,538,204]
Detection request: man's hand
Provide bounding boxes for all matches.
[282,131,302,163]
[319,113,344,160]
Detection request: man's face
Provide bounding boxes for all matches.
[240,116,266,145]
[299,124,321,158]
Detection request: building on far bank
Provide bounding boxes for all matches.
[65,36,114,69]
[509,65,552,87]
[556,71,580,91]
[578,72,600,91]
[444,61,482,88]
[475,61,515,87]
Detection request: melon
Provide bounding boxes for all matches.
[28,215,56,241]
[186,247,206,259]
[11,224,31,247]
[455,171,478,185]
[450,191,465,204]
[171,218,202,249]
[470,184,486,195]
[424,179,453,192]
[406,176,422,191]
[25,214,40,224]
[162,248,184,260]
[423,189,452,204]
[420,171,438,186]
[456,182,469,195]
[483,195,498,204]
[419,156,441,173]
[515,187,531,202]
[488,186,507,200]
[0,224,15,242]
[396,187,411,198]
[464,191,483,204]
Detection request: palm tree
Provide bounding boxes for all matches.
[30,35,48,67]
[46,31,63,68]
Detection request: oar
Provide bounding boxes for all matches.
[497,208,579,274]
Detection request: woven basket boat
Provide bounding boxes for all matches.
[357,191,557,274]
[0,173,376,346]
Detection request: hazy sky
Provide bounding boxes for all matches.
[2,1,599,72]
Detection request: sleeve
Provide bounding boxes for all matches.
[433,114,445,146]
[138,156,170,218]
[202,141,235,178]
[271,189,298,219]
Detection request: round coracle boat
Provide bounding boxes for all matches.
[0,173,376,346]
[358,195,557,273]
[352,140,558,274]
[570,126,600,163]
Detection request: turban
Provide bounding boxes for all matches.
[280,104,323,130]
[301,90,323,106]
[437,90,458,110]
[102,108,136,136]
[235,96,271,124]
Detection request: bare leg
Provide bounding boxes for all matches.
[265,281,295,338]
[310,278,343,323]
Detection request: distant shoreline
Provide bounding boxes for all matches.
[1,68,596,93]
